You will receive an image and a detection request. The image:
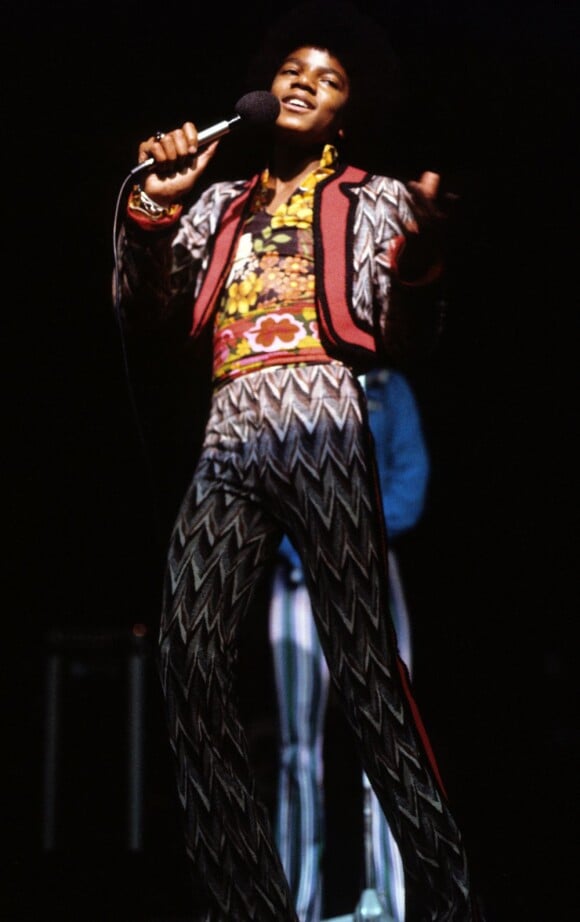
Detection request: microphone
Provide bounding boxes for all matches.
[130,91,280,176]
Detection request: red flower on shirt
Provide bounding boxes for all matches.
[253,315,302,347]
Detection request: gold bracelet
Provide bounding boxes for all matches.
[128,185,180,220]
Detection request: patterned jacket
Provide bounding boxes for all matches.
[118,164,437,371]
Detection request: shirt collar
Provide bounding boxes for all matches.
[258,143,339,193]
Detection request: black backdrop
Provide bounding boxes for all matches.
[4,1,578,920]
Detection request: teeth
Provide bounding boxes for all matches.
[287,98,309,108]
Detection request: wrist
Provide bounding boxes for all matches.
[127,185,182,229]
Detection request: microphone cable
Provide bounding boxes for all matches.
[111,170,168,547]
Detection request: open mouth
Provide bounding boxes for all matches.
[282,96,315,111]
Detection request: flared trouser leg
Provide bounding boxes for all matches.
[159,364,478,922]
[368,550,412,921]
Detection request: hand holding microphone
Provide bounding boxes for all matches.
[132,91,280,207]
[135,121,218,207]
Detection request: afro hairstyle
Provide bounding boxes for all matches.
[243,0,402,166]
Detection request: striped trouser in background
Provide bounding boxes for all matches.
[269,548,410,922]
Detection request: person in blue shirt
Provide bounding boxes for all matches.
[268,369,430,922]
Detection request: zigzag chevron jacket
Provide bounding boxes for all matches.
[118,164,433,372]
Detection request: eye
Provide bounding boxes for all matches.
[320,74,341,89]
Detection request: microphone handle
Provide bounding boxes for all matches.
[129,115,241,177]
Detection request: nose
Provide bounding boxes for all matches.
[291,71,316,94]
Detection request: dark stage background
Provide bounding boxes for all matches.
[3,1,578,920]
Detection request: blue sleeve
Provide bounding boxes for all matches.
[366,371,430,538]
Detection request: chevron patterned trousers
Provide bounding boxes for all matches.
[159,363,476,922]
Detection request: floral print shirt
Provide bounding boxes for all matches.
[212,145,341,383]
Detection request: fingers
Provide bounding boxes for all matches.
[137,124,219,203]
[138,123,199,169]
[418,171,440,198]
[406,171,440,204]
[406,171,447,233]
[181,122,198,154]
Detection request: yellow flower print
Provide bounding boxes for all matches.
[233,340,252,358]
[225,272,264,316]
[271,192,314,229]
[287,198,313,225]
[298,334,321,349]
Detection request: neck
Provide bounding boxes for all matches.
[268,140,326,183]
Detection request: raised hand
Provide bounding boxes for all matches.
[138,123,219,206]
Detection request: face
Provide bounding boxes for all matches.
[270,46,350,145]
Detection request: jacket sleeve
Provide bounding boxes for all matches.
[114,180,240,332]
[365,177,445,364]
